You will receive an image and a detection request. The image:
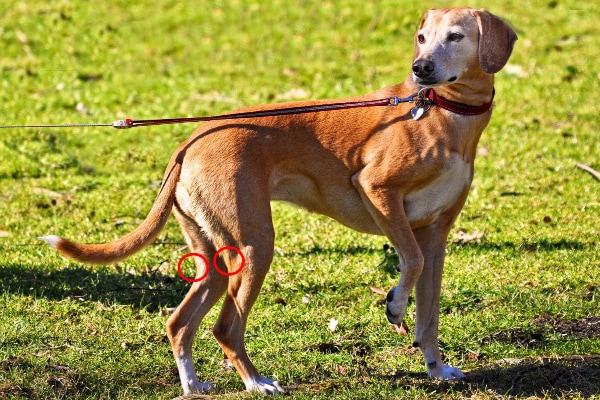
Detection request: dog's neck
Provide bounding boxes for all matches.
[434,79,495,108]
[424,88,494,116]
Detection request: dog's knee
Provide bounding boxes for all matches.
[212,321,227,343]
[396,251,424,276]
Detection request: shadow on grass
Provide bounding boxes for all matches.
[2,237,589,310]
[283,356,600,398]
[0,355,179,400]
[293,237,592,278]
[0,263,189,311]
[293,243,401,277]
[450,237,590,252]
[296,238,590,259]
[384,355,600,398]
[298,244,381,256]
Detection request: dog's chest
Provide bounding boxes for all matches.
[404,154,472,225]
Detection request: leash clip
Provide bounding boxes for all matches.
[410,89,433,121]
[408,92,419,103]
[388,96,401,106]
[404,91,427,104]
[415,88,434,108]
[389,92,422,106]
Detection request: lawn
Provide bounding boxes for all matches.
[1,0,599,399]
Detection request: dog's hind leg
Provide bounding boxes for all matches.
[412,219,465,380]
[210,204,284,394]
[167,208,229,394]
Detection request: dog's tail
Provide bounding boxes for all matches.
[39,160,181,264]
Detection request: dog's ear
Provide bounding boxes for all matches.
[472,9,518,74]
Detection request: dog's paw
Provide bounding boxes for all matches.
[245,376,285,395]
[385,286,407,325]
[427,363,466,380]
[185,381,216,394]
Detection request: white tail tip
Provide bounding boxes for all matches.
[38,235,62,248]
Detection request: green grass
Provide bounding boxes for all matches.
[1,0,599,399]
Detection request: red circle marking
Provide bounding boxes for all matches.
[212,246,245,276]
[177,253,210,283]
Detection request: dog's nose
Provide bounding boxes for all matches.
[412,59,435,78]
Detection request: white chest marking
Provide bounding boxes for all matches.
[404,154,472,224]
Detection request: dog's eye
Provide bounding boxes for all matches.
[448,33,464,42]
[417,34,425,44]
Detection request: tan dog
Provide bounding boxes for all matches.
[41,8,517,395]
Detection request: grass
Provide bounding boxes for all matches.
[1,0,599,399]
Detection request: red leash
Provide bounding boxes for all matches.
[112,88,494,129]
[0,89,494,130]
[111,95,415,129]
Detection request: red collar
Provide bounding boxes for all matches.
[424,89,494,116]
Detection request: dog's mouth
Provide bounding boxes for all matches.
[413,75,458,87]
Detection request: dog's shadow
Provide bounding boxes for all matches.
[281,356,600,398]
[380,355,600,398]
[0,262,189,311]
[1,237,587,311]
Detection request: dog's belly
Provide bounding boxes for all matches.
[270,170,382,234]
[404,154,472,227]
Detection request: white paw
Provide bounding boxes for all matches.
[427,363,466,380]
[245,376,285,395]
[184,381,215,394]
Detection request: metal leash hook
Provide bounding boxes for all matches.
[388,96,401,106]
[410,88,433,121]
[416,88,433,107]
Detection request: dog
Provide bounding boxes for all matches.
[40,7,517,395]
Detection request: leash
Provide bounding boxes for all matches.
[0,122,117,129]
[0,93,419,130]
[0,88,493,130]
[116,94,416,129]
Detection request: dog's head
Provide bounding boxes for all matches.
[412,8,517,87]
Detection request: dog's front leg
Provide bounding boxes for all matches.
[412,220,465,380]
[352,172,424,327]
